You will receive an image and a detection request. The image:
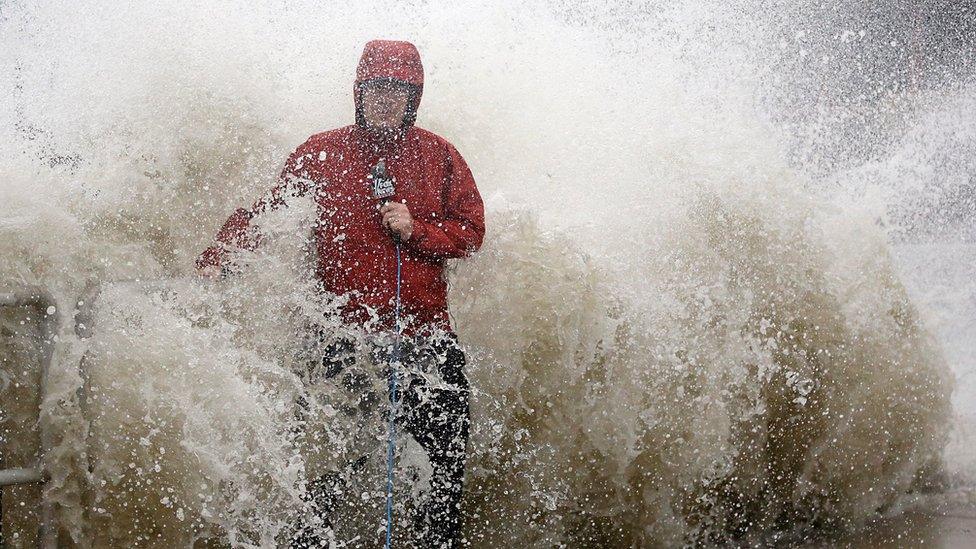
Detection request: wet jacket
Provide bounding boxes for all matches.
[197,41,485,333]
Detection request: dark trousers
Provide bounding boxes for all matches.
[291,334,470,548]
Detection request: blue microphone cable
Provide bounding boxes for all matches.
[384,239,403,548]
[371,157,403,548]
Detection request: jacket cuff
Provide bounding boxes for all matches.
[216,208,254,243]
[196,245,225,270]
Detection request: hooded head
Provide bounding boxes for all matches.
[354,40,424,130]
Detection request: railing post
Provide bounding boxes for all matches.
[0,287,61,548]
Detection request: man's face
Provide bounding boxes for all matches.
[361,82,411,130]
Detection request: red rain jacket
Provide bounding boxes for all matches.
[197,40,485,333]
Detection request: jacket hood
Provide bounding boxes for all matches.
[354,40,424,130]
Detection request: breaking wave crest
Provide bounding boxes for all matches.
[0,0,961,546]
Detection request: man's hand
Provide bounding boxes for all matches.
[198,264,223,279]
[380,201,413,241]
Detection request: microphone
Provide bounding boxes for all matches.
[371,159,396,204]
[371,159,399,242]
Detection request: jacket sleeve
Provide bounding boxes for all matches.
[196,140,319,272]
[405,143,485,259]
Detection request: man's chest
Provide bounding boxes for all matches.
[314,145,446,225]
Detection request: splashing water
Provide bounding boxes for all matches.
[1,0,972,546]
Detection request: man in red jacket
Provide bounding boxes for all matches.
[197,40,484,548]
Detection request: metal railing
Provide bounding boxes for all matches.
[0,287,60,548]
